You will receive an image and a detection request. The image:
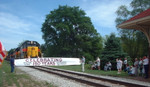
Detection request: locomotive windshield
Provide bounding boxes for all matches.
[26,41,40,47]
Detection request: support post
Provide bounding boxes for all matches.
[148,43,150,78]
[139,28,150,78]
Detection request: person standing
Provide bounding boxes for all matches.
[134,58,139,76]
[143,56,149,79]
[96,57,100,70]
[119,58,123,71]
[10,56,15,73]
[123,58,127,72]
[116,58,119,74]
[81,56,85,72]
[116,58,123,74]
[138,58,143,76]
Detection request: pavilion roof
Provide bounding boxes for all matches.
[118,8,150,30]
[124,8,150,23]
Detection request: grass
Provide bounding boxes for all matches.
[52,64,129,77]
[0,60,55,87]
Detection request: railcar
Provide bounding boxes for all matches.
[13,41,41,58]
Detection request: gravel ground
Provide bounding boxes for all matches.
[17,67,92,87]
[17,66,150,87]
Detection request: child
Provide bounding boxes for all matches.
[128,65,135,76]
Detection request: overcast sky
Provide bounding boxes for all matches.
[0,0,131,50]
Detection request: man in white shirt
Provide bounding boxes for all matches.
[143,56,149,79]
[116,58,123,74]
[96,57,100,70]
[134,58,139,76]
[81,56,85,72]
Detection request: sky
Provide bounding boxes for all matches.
[0,0,131,51]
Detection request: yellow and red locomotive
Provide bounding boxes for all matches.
[12,41,41,58]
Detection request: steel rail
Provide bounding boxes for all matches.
[30,66,148,87]
[31,66,108,87]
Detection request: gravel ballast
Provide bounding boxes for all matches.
[17,66,150,87]
[17,67,92,87]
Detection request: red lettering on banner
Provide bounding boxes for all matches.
[46,61,55,65]
[33,61,41,66]
[37,58,39,62]
[42,62,46,65]
[59,58,62,62]
[25,59,29,62]
[30,59,32,62]
[47,58,50,62]
[51,58,53,61]
[47,62,50,65]
[34,59,36,62]
[52,62,55,65]
[15,58,81,66]
[40,58,43,62]
[44,58,47,62]
[54,58,58,62]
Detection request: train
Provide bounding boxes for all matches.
[10,41,42,59]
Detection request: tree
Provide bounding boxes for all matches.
[101,33,127,70]
[41,5,103,61]
[40,44,46,56]
[115,0,150,60]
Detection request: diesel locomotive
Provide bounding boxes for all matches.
[12,41,41,58]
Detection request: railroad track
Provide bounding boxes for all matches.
[30,66,148,87]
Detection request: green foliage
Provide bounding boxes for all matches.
[115,0,150,60]
[101,33,127,70]
[130,0,150,16]
[40,44,46,55]
[121,31,148,61]
[126,56,133,65]
[41,5,103,61]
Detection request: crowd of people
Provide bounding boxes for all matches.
[90,57,102,70]
[116,56,149,79]
[81,56,149,79]
[89,57,112,71]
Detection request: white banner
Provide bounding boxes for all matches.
[15,57,81,66]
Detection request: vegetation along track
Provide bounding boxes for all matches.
[30,66,148,87]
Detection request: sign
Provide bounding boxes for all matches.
[15,57,81,66]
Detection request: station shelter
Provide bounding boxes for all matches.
[117,8,150,76]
